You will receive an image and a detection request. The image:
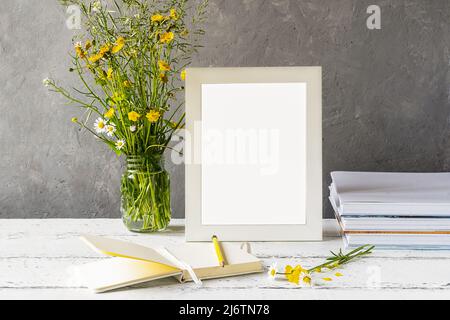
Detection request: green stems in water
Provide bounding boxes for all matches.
[121,155,171,233]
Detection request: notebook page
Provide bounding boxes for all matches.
[81,235,178,268]
[75,258,182,293]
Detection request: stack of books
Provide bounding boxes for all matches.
[329,172,450,249]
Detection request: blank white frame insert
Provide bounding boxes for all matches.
[186,67,322,242]
[201,83,307,226]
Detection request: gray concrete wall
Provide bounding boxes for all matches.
[0,0,449,219]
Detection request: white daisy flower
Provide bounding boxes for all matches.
[267,262,278,280]
[116,139,125,150]
[130,125,137,133]
[94,117,107,134]
[300,271,313,287]
[105,124,116,137]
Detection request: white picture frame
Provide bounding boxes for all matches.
[185,67,322,242]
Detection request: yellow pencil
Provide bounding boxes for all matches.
[212,235,226,267]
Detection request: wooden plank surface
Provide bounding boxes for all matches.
[1,219,450,300]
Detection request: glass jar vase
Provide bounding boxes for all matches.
[121,154,171,233]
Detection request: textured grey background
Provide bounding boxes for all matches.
[0,0,449,219]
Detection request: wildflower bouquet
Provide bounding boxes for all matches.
[45,0,207,232]
[268,245,374,287]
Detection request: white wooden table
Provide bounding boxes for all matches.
[2,219,450,300]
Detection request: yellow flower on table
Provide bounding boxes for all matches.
[104,108,115,119]
[151,13,165,23]
[285,265,303,285]
[128,111,141,122]
[158,60,170,72]
[301,271,312,287]
[146,110,161,123]
[170,8,179,20]
[111,37,125,54]
[181,69,186,81]
[159,32,174,44]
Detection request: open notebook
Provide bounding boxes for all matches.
[76,235,263,293]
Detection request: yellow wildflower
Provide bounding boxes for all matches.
[89,44,110,63]
[301,271,312,287]
[170,8,178,20]
[123,80,132,88]
[75,43,86,59]
[71,117,78,123]
[151,14,165,23]
[159,32,174,44]
[76,48,86,59]
[180,69,186,81]
[146,110,161,123]
[285,265,293,274]
[159,73,168,83]
[158,60,170,72]
[285,265,303,285]
[128,111,141,122]
[88,53,103,63]
[111,37,125,54]
[106,68,113,80]
[99,44,111,56]
[85,40,92,51]
[104,108,115,119]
